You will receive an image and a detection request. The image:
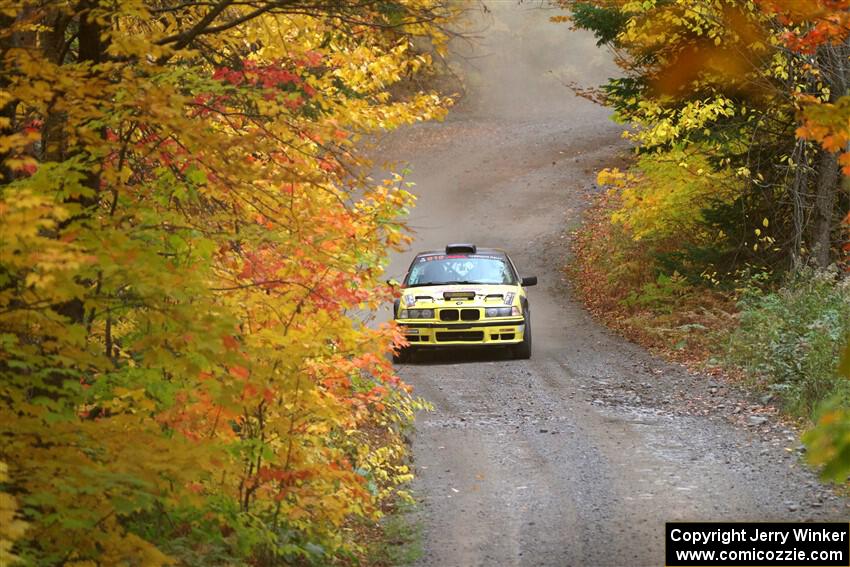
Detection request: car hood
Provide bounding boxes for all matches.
[401,283,518,308]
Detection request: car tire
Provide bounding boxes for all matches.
[513,315,532,359]
[393,347,413,364]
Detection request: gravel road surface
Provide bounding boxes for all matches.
[379,3,850,566]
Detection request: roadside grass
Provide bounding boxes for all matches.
[344,415,427,566]
[362,499,424,566]
[569,189,850,424]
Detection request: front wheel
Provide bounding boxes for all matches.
[393,347,414,364]
[512,316,532,359]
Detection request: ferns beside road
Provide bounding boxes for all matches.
[730,270,850,419]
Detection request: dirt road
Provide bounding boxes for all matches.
[379,3,849,566]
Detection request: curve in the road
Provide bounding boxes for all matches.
[379,4,850,566]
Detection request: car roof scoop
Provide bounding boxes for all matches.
[445,243,476,254]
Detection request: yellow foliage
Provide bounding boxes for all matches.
[0,0,460,563]
[0,462,28,566]
[604,150,742,242]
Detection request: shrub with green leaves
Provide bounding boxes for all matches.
[728,268,850,417]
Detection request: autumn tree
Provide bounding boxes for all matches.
[561,0,850,272]
[0,0,461,563]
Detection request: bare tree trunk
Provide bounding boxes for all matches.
[809,40,850,267]
[813,149,840,267]
[0,7,36,184]
[53,2,106,325]
[789,138,809,269]
[40,11,72,163]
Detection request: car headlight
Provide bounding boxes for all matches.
[485,306,517,317]
[399,309,434,319]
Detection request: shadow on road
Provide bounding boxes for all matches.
[403,346,517,365]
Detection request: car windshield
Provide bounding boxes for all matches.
[406,254,517,286]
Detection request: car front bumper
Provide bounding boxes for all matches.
[397,318,525,347]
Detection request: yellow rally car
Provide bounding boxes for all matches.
[393,244,537,362]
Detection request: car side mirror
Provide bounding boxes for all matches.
[386,278,401,288]
[521,276,537,287]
